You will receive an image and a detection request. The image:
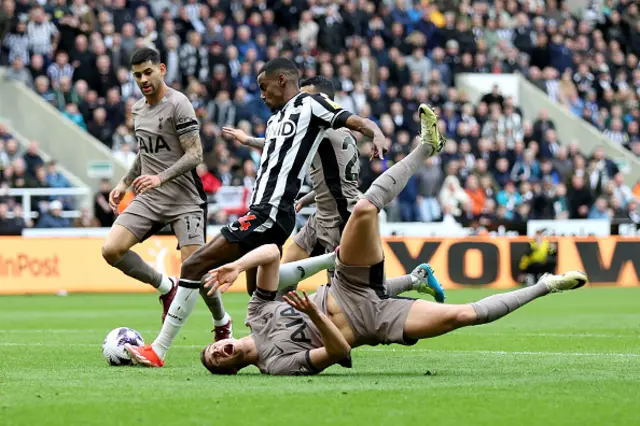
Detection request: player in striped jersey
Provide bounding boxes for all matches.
[223,76,443,299]
[126,58,389,367]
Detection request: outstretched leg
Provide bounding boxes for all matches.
[125,234,244,366]
[385,264,446,302]
[340,104,442,267]
[403,271,587,340]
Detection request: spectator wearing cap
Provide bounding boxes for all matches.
[36,200,70,228]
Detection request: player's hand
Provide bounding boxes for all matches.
[371,133,387,160]
[295,201,303,213]
[282,291,319,316]
[133,175,162,195]
[204,263,241,295]
[222,127,249,144]
[108,184,126,214]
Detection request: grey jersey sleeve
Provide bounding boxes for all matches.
[173,96,200,137]
[265,351,320,376]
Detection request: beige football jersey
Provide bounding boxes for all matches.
[132,87,205,215]
[246,295,324,376]
[309,128,361,228]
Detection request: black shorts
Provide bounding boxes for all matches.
[220,209,291,254]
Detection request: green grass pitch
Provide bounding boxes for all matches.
[1,287,639,426]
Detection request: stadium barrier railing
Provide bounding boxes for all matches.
[0,234,638,295]
[4,187,92,220]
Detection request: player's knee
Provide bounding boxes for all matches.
[180,254,203,281]
[101,241,125,265]
[352,199,378,220]
[454,305,478,327]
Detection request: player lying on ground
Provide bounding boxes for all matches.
[223,76,364,288]
[125,57,389,364]
[123,250,445,368]
[100,47,231,334]
[127,104,588,374]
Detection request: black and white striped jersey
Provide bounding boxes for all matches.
[249,92,353,230]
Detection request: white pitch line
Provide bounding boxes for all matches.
[0,342,638,359]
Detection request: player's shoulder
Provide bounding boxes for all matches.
[166,87,191,104]
[165,87,191,107]
[328,127,354,138]
[132,97,146,113]
[326,127,355,144]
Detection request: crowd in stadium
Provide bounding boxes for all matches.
[1,0,640,232]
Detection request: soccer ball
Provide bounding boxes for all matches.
[102,327,144,366]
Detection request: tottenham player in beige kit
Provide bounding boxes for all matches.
[194,104,588,376]
[223,76,440,300]
[102,48,231,338]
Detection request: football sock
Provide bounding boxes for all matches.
[156,276,174,295]
[112,250,165,291]
[364,143,434,211]
[385,274,417,297]
[199,286,228,323]
[276,251,337,296]
[470,281,549,325]
[152,284,199,359]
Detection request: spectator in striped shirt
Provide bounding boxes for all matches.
[603,119,630,147]
[26,5,58,61]
[46,50,73,89]
[3,20,29,65]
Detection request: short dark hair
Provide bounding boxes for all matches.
[258,57,299,79]
[130,48,161,66]
[300,76,335,100]
[200,346,238,375]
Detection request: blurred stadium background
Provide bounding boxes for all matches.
[1,1,640,425]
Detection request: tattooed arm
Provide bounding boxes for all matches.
[158,129,204,184]
[222,127,265,149]
[117,153,142,189]
[244,137,265,149]
[109,153,141,211]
